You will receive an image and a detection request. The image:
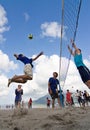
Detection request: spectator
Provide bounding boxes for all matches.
[15,84,23,108]
[46,97,51,108]
[48,72,60,108]
[28,98,32,108]
[66,90,72,106]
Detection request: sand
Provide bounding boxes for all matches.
[0,107,90,130]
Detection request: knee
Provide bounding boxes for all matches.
[85,80,90,88]
[23,80,27,83]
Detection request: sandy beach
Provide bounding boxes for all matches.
[0,107,90,130]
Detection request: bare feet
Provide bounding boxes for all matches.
[7,79,12,87]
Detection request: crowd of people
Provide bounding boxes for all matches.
[1,84,90,109]
[75,89,90,107]
[13,71,90,109]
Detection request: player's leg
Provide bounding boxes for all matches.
[8,77,27,87]
[85,80,90,89]
[78,66,90,89]
[11,74,32,80]
[52,99,55,108]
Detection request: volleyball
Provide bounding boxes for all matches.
[28,34,33,39]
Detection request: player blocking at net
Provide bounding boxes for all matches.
[68,39,90,89]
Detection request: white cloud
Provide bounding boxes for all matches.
[0,5,10,43]
[84,59,90,68]
[0,50,18,73]
[41,21,67,39]
[0,54,90,105]
[0,50,18,105]
[0,34,6,43]
[0,26,9,33]
[23,12,30,22]
[0,74,9,96]
[0,5,8,26]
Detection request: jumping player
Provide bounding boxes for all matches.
[8,51,43,87]
[68,40,90,89]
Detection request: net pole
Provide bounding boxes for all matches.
[58,0,64,107]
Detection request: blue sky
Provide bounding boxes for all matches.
[0,0,90,105]
[0,0,61,57]
[0,0,90,58]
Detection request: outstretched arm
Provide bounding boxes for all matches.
[48,82,52,95]
[67,45,74,56]
[32,51,43,61]
[71,39,78,51]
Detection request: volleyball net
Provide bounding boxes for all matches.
[59,0,82,88]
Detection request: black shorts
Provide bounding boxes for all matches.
[50,93,59,99]
[77,66,90,83]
